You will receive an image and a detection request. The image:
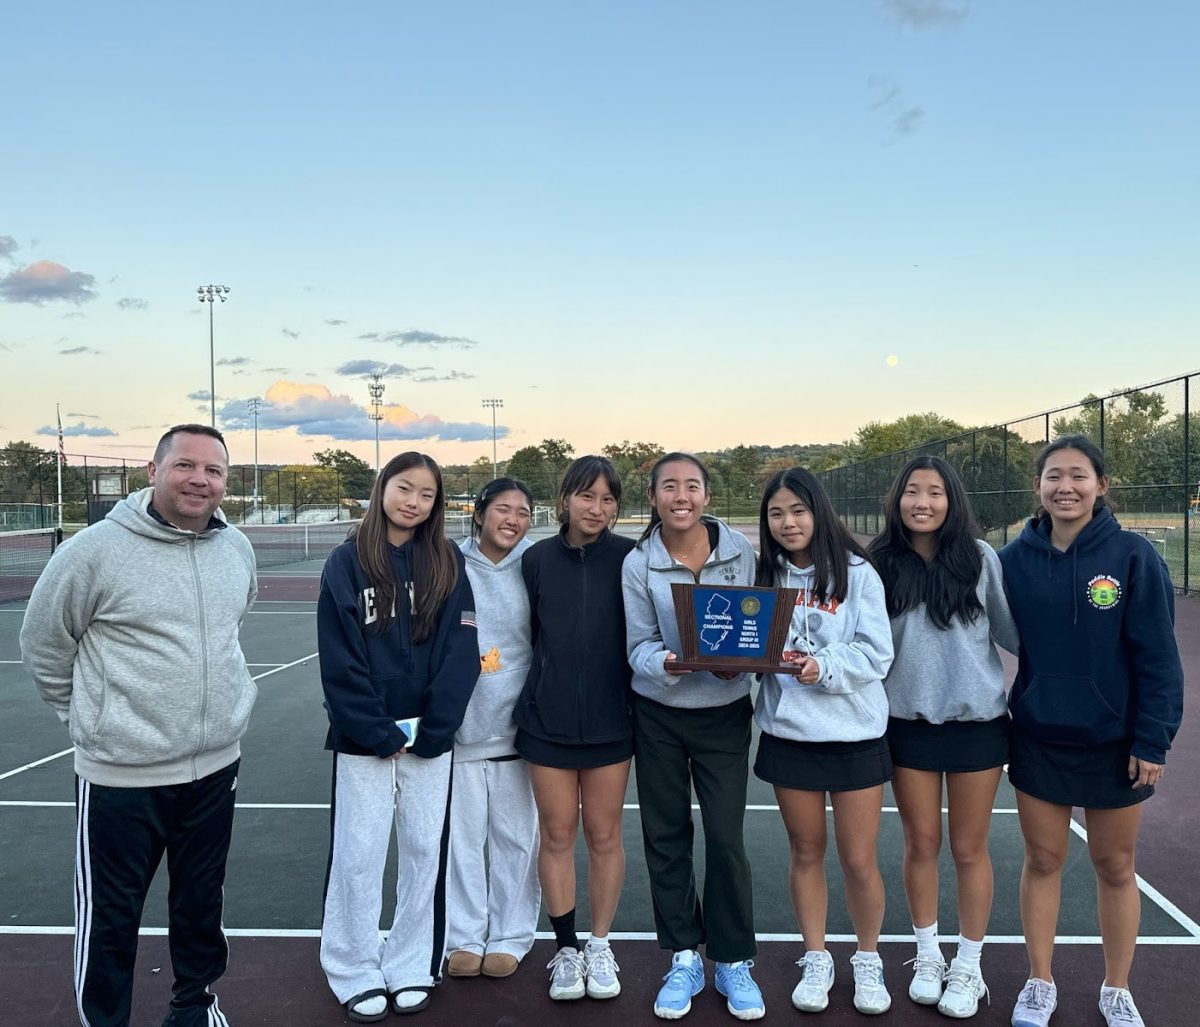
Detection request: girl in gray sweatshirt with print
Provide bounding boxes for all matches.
[868,457,1018,1019]
[752,467,895,1018]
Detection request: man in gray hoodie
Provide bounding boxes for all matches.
[21,424,258,1027]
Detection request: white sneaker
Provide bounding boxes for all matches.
[938,958,988,1018]
[1099,986,1145,1027]
[583,942,621,999]
[906,953,946,1005]
[790,950,834,1012]
[547,946,586,1001]
[1012,978,1057,1027]
[850,952,891,1015]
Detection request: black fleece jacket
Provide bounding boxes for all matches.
[513,528,636,745]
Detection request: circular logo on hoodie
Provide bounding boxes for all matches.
[1086,575,1121,610]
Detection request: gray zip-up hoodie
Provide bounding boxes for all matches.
[884,540,1019,724]
[622,517,757,709]
[20,488,258,787]
[754,555,894,743]
[455,536,533,760]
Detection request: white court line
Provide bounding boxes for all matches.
[1,926,1196,945]
[0,660,24,664]
[0,654,318,783]
[245,663,285,668]
[1067,818,1200,938]
[244,611,318,616]
[2,801,1023,813]
[0,749,75,783]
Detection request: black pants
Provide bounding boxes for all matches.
[632,695,755,963]
[74,761,239,1027]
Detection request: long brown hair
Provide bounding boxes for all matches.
[353,451,458,643]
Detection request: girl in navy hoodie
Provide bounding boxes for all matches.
[514,455,635,1004]
[318,452,479,1022]
[1000,436,1183,1027]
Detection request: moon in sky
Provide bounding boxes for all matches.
[886,354,899,367]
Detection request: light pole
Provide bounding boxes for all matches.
[482,398,503,480]
[368,374,385,477]
[196,284,231,426]
[247,398,261,502]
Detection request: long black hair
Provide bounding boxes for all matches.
[637,452,711,546]
[756,467,868,603]
[868,456,984,628]
[471,476,534,539]
[353,451,458,642]
[1033,434,1110,521]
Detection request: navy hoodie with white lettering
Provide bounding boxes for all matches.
[317,537,479,759]
[998,507,1182,764]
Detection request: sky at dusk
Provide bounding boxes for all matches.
[2,1,1198,469]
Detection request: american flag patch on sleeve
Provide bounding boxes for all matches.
[461,610,477,628]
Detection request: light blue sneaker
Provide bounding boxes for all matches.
[654,950,705,1020]
[715,960,765,1021]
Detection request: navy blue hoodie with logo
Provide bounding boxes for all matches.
[317,538,479,760]
[998,507,1182,764]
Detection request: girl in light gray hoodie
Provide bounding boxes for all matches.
[753,467,895,1018]
[446,479,541,980]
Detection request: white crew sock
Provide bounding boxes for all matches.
[955,935,983,970]
[913,921,942,960]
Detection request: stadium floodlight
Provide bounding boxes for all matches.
[247,397,261,501]
[482,398,503,481]
[368,374,386,477]
[197,283,233,426]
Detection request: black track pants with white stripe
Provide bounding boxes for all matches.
[74,761,238,1027]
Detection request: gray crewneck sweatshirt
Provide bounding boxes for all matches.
[622,517,757,709]
[455,536,533,760]
[754,555,894,743]
[884,539,1019,724]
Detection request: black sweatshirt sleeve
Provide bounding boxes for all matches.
[408,547,481,758]
[317,546,407,757]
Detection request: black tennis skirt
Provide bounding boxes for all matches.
[514,728,633,770]
[1008,730,1154,809]
[887,715,1010,773]
[754,731,892,793]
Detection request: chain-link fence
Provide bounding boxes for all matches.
[818,373,1199,594]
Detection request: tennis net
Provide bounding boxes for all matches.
[0,528,60,604]
[239,522,355,569]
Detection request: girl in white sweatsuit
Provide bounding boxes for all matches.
[446,478,541,977]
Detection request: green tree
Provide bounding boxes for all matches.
[507,446,550,498]
[313,448,375,499]
[849,412,967,459]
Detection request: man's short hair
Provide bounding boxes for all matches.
[153,424,229,465]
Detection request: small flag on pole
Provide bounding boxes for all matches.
[57,404,67,465]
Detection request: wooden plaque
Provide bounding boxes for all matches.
[664,582,800,675]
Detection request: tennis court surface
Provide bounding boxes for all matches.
[2,523,1197,1025]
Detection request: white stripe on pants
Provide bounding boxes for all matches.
[320,751,452,1003]
[446,757,540,959]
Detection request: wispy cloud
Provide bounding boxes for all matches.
[281,327,300,339]
[883,0,968,29]
[357,328,479,348]
[264,366,289,373]
[414,370,476,382]
[37,421,116,438]
[66,411,100,419]
[0,260,98,305]
[325,318,347,326]
[335,359,428,378]
[217,381,505,443]
[62,311,85,319]
[117,297,149,311]
[216,356,252,367]
[0,235,17,261]
[60,345,102,355]
[869,75,925,141]
[188,389,212,402]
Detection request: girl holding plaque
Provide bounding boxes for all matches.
[753,467,895,1017]
[621,453,763,1022]
[999,436,1182,1027]
[868,456,1018,1018]
[513,456,635,1004]
[446,478,541,981]
[317,452,480,1022]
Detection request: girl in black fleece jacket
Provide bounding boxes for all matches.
[1000,436,1182,1027]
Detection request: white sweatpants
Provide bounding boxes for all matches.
[320,751,453,1003]
[446,756,541,959]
